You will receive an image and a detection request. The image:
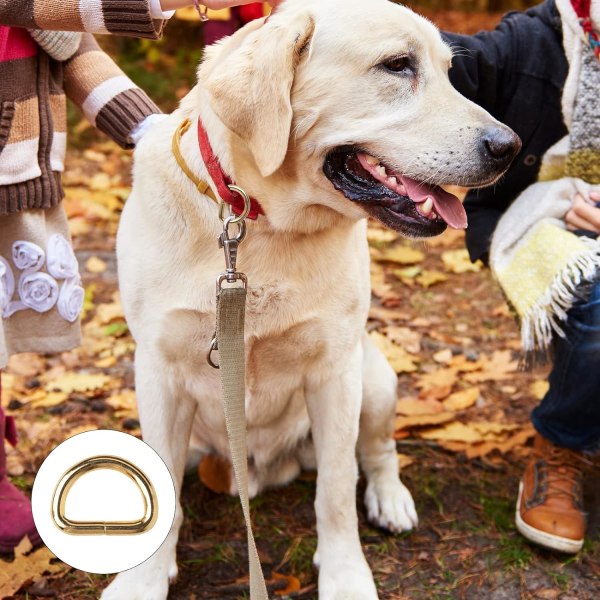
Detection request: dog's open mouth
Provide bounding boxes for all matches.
[323,149,467,237]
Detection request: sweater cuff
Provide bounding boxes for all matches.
[101,1,167,39]
[94,88,161,149]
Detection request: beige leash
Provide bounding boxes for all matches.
[212,210,269,600]
[172,122,269,599]
[216,285,268,600]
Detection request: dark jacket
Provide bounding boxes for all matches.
[443,0,568,263]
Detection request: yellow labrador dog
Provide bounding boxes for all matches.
[104,0,520,598]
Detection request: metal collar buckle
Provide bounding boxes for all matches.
[51,456,158,535]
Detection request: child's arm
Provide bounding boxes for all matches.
[0,0,168,38]
[63,35,160,149]
[0,1,277,37]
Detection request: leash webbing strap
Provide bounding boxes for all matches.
[216,286,269,600]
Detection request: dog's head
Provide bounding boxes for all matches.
[199,0,521,237]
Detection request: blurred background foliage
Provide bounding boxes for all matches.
[72,0,541,135]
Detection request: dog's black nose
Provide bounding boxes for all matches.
[482,126,522,163]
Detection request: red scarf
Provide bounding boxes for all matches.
[0,26,37,63]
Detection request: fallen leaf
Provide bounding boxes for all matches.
[0,537,66,599]
[94,355,117,368]
[369,331,418,373]
[85,256,107,274]
[395,411,455,431]
[68,217,91,237]
[379,245,425,265]
[383,326,421,354]
[45,373,112,394]
[95,297,124,325]
[104,322,129,337]
[64,424,99,437]
[419,420,519,443]
[492,303,511,317]
[81,284,96,319]
[272,572,302,597]
[530,380,550,400]
[416,269,448,288]
[396,397,444,416]
[368,305,411,322]
[414,367,458,391]
[433,349,453,364]
[370,262,394,299]
[393,266,421,286]
[105,390,137,418]
[418,385,453,402]
[439,425,536,459]
[29,392,69,409]
[397,453,414,470]
[367,227,398,245]
[89,172,111,191]
[442,387,480,411]
[425,227,465,247]
[7,353,46,378]
[534,589,560,600]
[473,422,520,436]
[198,454,232,495]
[441,249,483,274]
[464,350,518,383]
[449,354,483,372]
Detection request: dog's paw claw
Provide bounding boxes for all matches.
[365,478,418,533]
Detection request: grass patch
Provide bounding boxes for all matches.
[480,492,513,532]
[498,533,533,569]
[285,536,317,576]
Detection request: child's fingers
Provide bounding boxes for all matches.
[565,208,598,232]
[202,0,270,8]
[567,194,600,233]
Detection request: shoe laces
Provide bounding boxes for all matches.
[534,446,592,506]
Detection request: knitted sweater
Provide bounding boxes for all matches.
[0,1,165,216]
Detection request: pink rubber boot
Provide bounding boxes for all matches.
[0,374,41,553]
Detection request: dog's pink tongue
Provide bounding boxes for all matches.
[400,176,467,229]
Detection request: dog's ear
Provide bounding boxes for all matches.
[205,13,315,178]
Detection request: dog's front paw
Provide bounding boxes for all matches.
[100,560,177,600]
[365,477,418,533]
[318,558,378,600]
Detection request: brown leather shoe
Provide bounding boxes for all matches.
[516,433,589,554]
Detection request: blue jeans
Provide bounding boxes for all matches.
[532,279,600,452]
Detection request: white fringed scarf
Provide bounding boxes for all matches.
[489,0,600,358]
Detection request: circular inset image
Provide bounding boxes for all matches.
[32,430,175,574]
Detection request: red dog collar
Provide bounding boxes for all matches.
[197,118,264,220]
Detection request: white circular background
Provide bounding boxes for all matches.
[31,429,175,574]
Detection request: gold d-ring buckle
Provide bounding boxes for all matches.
[51,456,158,535]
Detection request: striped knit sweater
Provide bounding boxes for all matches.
[0,1,165,216]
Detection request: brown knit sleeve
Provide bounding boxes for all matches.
[0,0,165,39]
[64,35,161,149]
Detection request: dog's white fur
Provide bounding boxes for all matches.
[103,1,516,598]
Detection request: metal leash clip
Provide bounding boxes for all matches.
[51,456,158,535]
[207,185,251,370]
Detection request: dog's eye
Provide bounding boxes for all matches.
[381,55,414,75]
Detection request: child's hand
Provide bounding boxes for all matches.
[566,191,600,234]
[202,0,281,6]
[160,1,281,10]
